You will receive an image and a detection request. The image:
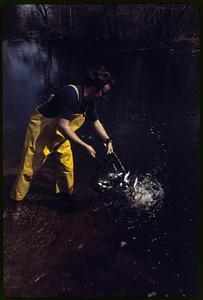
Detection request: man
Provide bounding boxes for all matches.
[10,66,114,202]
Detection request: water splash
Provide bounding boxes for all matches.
[93,170,164,216]
[101,173,165,232]
[124,174,164,213]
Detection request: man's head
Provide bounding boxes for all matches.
[83,66,115,100]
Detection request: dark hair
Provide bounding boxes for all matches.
[84,66,115,90]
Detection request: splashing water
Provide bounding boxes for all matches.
[93,170,164,215]
[93,172,164,230]
[92,152,164,215]
[123,174,164,213]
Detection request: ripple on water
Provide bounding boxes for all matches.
[125,174,164,213]
[110,173,164,218]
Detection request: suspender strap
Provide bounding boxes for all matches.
[68,84,89,116]
[68,84,80,101]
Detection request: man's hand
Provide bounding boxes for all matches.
[84,144,96,158]
[57,118,96,158]
[107,142,113,154]
[91,120,113,155]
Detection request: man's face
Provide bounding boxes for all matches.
[95,84,112,99]
[86,84,112,100]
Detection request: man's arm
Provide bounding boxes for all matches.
[57,118,96,158]
[91,119,113,154]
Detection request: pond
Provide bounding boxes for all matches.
[3,39,200,297]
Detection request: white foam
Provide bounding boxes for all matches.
[125,174,164,212]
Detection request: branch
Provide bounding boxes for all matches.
[35,4,48,25]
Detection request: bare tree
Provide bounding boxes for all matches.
[11,4,199,46]
[170,5,189,40]
[35,4,49,25]
[103,4,113,40]
[69,5,73,35]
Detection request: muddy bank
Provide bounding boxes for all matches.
[3,161,198,297]
[3,171,148,297]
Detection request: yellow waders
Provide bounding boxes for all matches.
[10,103,86,201]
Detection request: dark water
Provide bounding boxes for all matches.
[3,39,200,297]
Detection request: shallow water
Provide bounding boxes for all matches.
[3,39,200,297]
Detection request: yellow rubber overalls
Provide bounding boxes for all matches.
[10,85,86,201]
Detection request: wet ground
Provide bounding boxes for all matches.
[3,39,200,297]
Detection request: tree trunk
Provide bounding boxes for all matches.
[170,5,188,40]
[69,5,72,35]
[113,5,117,39]
[103,4,113,40]
[35,4,48,26]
